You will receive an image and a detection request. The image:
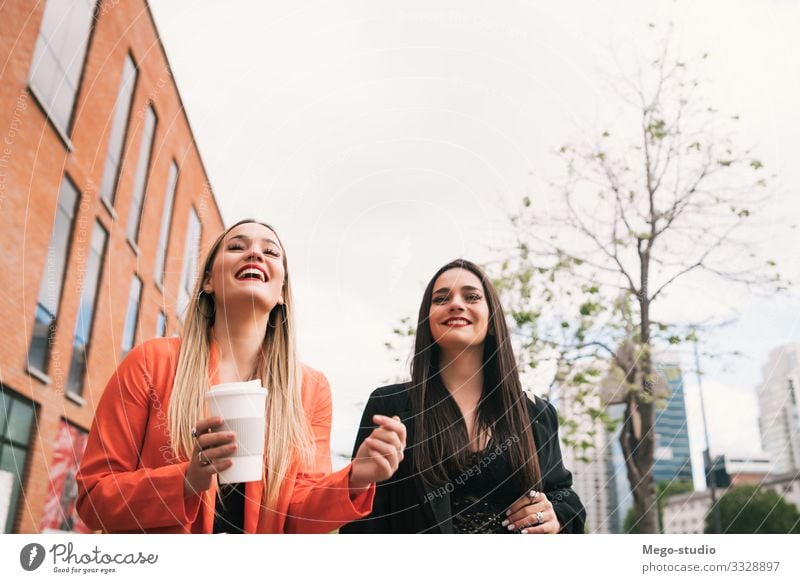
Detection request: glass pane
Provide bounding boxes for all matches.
[67,222,107,396]
[5,400,34,446]
[29,45,65,126]
[156,312,166,338]
[28,0,94,133]
[57,173,79,216]
[1,444,27,533]
[37,0,73,47]
[67,340,87,396]
[37,177,77,316]
[0,389,9,437]
[154,162,179,283]
[121,276,142,354]
[1,469,21,533]
[50,83,75,132]
[127,105,157,242]
[0,444,28,477]
[177,209,201,317]
[61,0,94,88]
[27,304,56,373]
[100,55,137,204]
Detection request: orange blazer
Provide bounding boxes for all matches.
[76,337,374,533]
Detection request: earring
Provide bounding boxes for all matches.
[197,290,216,319]
[268,304,288,328]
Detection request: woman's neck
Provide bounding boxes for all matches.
[438,346,489,450]
[438,346,484,406]
[212,308,270,382]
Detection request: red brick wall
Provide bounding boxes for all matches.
[0,0,225,533]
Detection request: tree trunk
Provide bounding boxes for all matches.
[618,293,659,533]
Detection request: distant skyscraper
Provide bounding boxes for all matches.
[757,344,800,475]
[652,361,694,485]
[557,397,614,534]
[604,356,694,532]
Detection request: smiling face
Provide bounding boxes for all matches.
[428,267,491,354]
[203,222,286,314]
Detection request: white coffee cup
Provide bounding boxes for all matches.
[204,380,268,484]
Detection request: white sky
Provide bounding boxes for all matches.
[148,0,800,482]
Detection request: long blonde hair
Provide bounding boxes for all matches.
[168,219,313,508]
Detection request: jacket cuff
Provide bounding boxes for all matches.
[177,462,204,523]
[341,464,376,518]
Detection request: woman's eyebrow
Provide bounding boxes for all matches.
[228,234,280,247]
[432,285,481,295]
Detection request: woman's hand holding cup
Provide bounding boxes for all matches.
[183,416,238,496]
[349,415,407,496]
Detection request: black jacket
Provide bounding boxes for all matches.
[340,383,586,534]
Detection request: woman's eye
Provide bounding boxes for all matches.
[466,294,483,302]
[228,244,244,251]
[264,248,281,257]
[432,296,448,304]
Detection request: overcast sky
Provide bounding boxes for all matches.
[148,0,800,484]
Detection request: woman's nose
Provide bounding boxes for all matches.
[449,297,466,310]
[246,246,265,261]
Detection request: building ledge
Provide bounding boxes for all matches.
[65,391,86,407]
[25,365,51,385]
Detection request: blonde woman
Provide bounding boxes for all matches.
[76,220,405,533]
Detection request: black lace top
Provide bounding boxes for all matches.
[449,443,522,534]
[213,482,246,534]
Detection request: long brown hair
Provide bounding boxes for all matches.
[410,259,542,490]
[168,219,312,508]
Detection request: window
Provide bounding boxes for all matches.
[126,104,157,244]
[177,208,202,318]
[28,0,95,134]
[39,420,90,533]
[0,386,37,533]
[153,161,179,287]
[121,275,142,357]
[99,54,138,207]
[66,221,108,398]
[28,175,80,374]
[156,311,167,338]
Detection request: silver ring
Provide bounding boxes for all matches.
[191,427,198,439]
[535,511,544,525]
[528,490,540,502]
[198,450,212,466]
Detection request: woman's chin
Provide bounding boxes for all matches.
[218,293,278,315]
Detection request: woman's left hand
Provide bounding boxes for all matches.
[502,490,561,534]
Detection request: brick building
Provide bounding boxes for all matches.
[0,0,224,533]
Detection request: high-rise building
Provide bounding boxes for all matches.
[652,361,694,485]
[603,355,695,532]
[0,0,224,533]
[555,387,614,533]
[757,344,800,475]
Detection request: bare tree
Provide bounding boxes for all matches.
[493,28,786,533]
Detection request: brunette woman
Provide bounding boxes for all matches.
[341,259,584,534]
